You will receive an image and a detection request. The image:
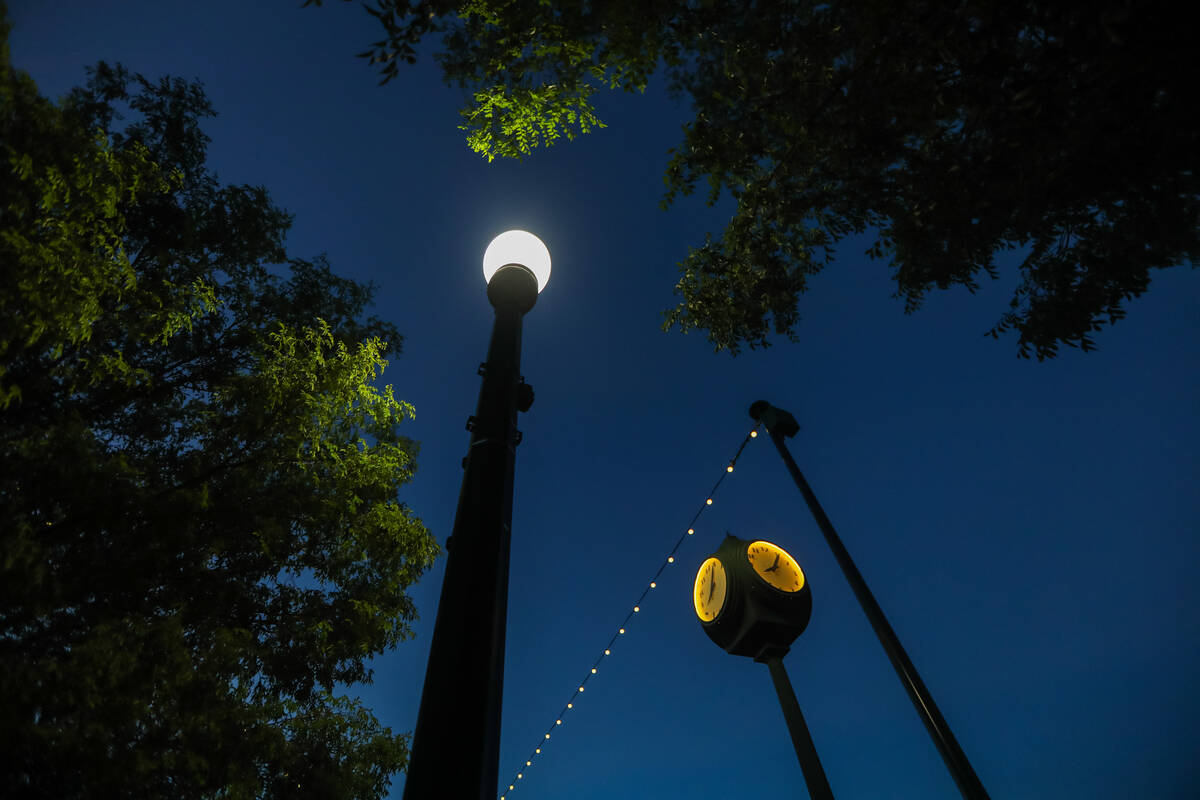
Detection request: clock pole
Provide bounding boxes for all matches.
[403,235,548,800]
[695,535,834,799]
[749,401,991,800]
[765,655,835,800]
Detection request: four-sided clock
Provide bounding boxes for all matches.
[694,534,813,662]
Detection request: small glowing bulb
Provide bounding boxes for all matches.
[518,773,523,779]
[706,498,713,505]
[591,667,597,673]
[603,649,610,655]
[650,581,656,588]
[633,605,640,612]
[668,556,675,563]
[556,719,561,725]
[727,465,734,472]
[567,703,573,708]
[579,686,585,692]
[510,786,515,791]
[619,628,625,634]
[545,733,550,739]
[536,748,541,754]
[527,761,531,766]
[750,430,758,437]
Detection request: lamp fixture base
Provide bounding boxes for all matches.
[487,265,538,313]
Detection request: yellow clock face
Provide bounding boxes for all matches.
[746,541,805,593]
[693,557,728,622]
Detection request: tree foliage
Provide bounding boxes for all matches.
[316,0,1200,358]
[0,12,437,797]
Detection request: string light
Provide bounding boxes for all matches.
[497,425,762,798]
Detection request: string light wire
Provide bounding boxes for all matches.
[498,425,761,799]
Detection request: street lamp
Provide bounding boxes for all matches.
[402,231,550,800]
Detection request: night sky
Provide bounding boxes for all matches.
[10,2,1200,798]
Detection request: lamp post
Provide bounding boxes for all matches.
[402,232,551,800]
[748,401,990,800]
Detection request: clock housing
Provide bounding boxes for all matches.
[696,534,813,662]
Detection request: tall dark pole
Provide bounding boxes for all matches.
[749,401,991,800]
[764,656,835,800]
[403,265,539,800]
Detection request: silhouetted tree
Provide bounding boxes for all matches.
[0,10,436,797]
[314,0,1199,358]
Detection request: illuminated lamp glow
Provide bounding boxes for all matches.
[483,230,551,293]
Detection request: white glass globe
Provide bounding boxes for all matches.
[482,230,551,293]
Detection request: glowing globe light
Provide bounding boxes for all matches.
[483,230,551,293]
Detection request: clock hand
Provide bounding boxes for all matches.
[708,570,715,602]
[765,553,780,572]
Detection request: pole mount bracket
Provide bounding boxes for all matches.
[748,400,800,438]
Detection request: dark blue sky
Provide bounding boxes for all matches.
[10,2,1200,797]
